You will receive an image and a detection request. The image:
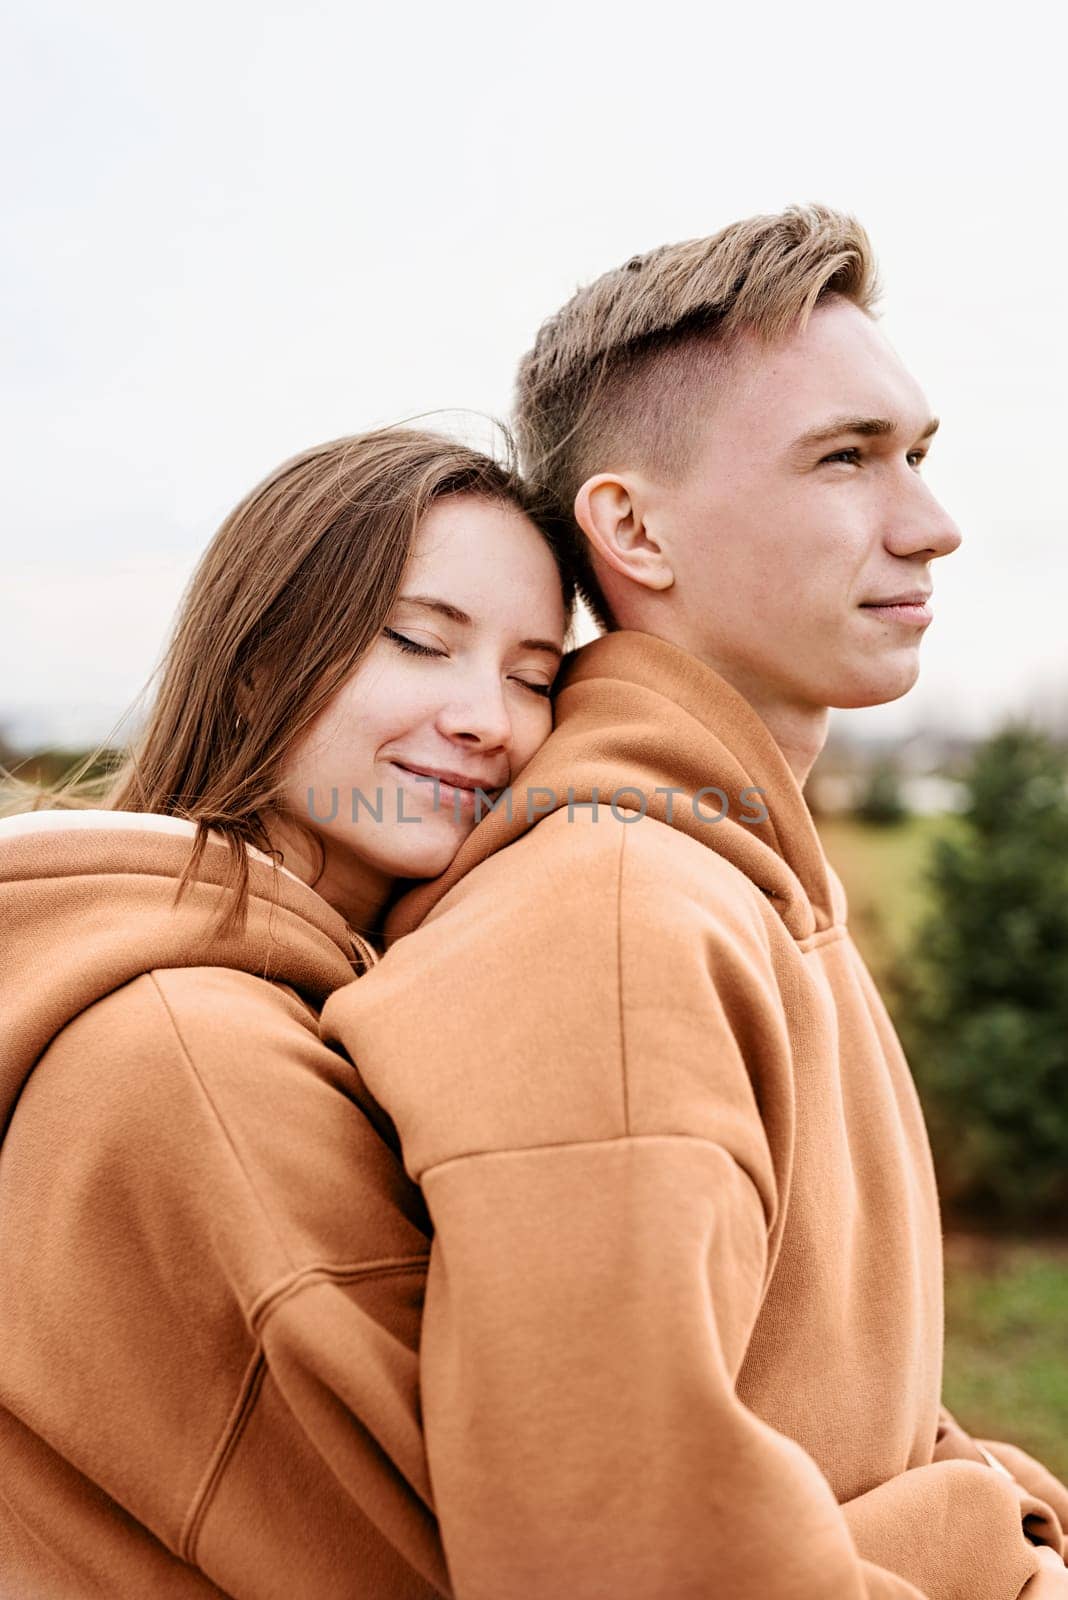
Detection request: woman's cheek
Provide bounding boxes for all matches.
[513,700,553,772]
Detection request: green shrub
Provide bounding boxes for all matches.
[903,726,1068,1223]
[854,757,909,826]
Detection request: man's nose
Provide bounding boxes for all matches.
[885,476,963,562]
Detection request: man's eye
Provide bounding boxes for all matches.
[820,448,861,466]
[906,449,928,469]
[383,627,445,658]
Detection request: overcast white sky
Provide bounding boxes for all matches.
[3,0,1065,750]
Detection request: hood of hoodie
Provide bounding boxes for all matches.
[0,810,363,1141]
[386,630,844,945]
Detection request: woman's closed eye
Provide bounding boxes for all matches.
[384,626,444,658]
[384,626,554,698]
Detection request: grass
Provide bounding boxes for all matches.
[942,1234,1068,1484]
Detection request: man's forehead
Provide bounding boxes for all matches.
[718,300,932,434]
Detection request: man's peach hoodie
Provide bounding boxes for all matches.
[322,630,1068,1600]
[1,631,1066,1599]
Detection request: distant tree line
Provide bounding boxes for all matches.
[1,740,121,793]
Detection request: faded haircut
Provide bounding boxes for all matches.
[514,204,880,628]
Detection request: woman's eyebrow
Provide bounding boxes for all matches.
[397,593,471,624]
[396,594,563,659]
[521,640,564,659]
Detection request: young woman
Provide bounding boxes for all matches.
[0,428,575,1599]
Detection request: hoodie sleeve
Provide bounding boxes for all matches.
[322,814,1061,1600]
[932,1407,1068,1560]
[975,1443,1068,1562]
[0,965,449,1599]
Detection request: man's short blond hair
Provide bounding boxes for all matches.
[514,204,879,628]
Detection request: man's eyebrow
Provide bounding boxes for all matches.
[792,415,940,450]
[395,594,563,659]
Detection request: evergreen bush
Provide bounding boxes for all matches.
[904,726,1068,1223]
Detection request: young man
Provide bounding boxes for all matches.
[322,207,1068,1598]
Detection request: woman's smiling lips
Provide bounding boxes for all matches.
[859,589,933,627]
[387,759,505,816]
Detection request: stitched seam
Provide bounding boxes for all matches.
[0,1450,93,1580]
[250,1257,430,1333]
[67,979,419,1571]
[419,1130,761,1182]
[147,974,301,1278]
[616,822,630,1135]
[141,973,310,1562]
[183,1263,431,1563]
[182,1352,265,1563]
[420,1134,774,1248]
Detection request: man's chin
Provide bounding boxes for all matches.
[828,655,922,710]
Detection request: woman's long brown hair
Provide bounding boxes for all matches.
[31,427,575,937]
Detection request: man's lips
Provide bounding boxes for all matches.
[860,591,933,626]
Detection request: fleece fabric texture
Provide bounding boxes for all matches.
[0,813,450,1599]
[321,628,1068,1600]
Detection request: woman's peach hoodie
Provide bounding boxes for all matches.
[0,812,447,1598]
[1,631,1066,1599]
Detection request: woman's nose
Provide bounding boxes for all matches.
[435,679,513,749]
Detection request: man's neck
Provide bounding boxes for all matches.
[748,697,829,791]
[710,660,829,787]
[624,630,829,787]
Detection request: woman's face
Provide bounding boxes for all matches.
[278,493,567,904]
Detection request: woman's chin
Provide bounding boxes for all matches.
[385,823,476,882]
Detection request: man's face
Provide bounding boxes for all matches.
[649,296,962,711]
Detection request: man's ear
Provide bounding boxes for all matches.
[573,474,675,593]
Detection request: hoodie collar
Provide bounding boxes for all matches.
[0,812,368,1141]
[385,630,837,943]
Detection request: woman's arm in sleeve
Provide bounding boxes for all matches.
[0,967,450,1598]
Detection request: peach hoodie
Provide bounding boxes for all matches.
[320,630,1068,1600]
[0,811,450,1598]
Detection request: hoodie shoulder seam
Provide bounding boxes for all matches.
[616,820,630,1136]
[143,972,419,1560]
[146,971,302,1280]
[418,1133,771,1191]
